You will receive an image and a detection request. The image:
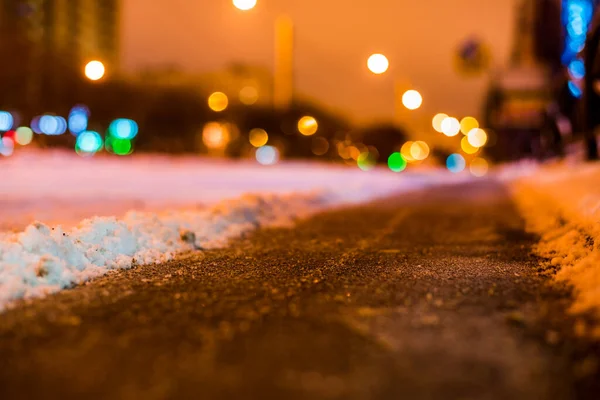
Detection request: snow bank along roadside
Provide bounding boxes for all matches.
[507,163,600,337]
[0,173,456,310]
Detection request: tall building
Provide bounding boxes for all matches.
[0,0,121,111]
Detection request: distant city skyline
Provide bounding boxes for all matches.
[121,0,517,129]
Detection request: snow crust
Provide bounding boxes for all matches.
[510,161,600,336]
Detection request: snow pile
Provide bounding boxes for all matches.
[0,150,465,309]
[510,162,600,335]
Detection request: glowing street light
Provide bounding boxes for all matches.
[84,60,105,81]
[367,53,389,74]
[402,90,423,110]
[233,0,257,11]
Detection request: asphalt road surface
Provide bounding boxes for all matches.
[1,181,599,400]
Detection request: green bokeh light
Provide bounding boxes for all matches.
[388,152,407,172]
[357,152,377,171]
[106,136,132,156]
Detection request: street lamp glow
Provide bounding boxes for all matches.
[233,0,257,11]
[208,92,229,112]
[402,90,423,110]
[84,61,105,81]
[298,116,318,136]
[367,54,389,74]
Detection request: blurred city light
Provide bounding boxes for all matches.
[249,128,269,148]
[562,0,594,97]
[432,113,448,133]
[239,86,259,105]
[84,61,106,81]
[0,137,14,156]
[347,145,361,160]
[388,152,407,172]
[109,119,139,140]
[298,116,318,136]
[568,59,586,80]
[461,136,479,155]
[76,131,103,156]
[256,145,279,165]
[401,141,416,162]
[568,81,583,98]
[15,127,33,146]
[233,0,257,11]
[208,92,229,112]
[367,54,389,74]
[0,111,14,131]
[467,128,488,147]
[105,136,133,156]
[357,152,377,171]
[460,116,479,135]
[402,90,423,110]
[202,122,231,150]
[441,117,461,136]
[311,137,329,155]
[410,141,430,161]
[68,109,88,135]
[446,153,466,173]
[470,157,489,177]
[39,115,67,135]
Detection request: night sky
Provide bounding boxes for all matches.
[122,0,517,127]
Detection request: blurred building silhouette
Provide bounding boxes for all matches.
[0,0,121,112]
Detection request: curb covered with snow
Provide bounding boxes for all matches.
[509,162,600,336]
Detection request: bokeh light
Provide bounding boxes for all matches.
[68,110,88,135]
[202,122,230,150]
[76,131,103,156]
[208,92,229,112]
[233,0,257,11]
[39,115,67,135]
[441,117,461,136]
[298,116,318,136]
[0,111,14,131]
[0,137,14,156]
[401,141,415,162]
[388,152,407,172]
[106,136,133,156]
[470,157,489,177]
[109,118,139,140]
[461,136,479,155]
[347,145,361,160]
[402,90,423,110]
[460,116,479,135]
[311,137,329,155]
[367,53,389,74]
[15,127,33,145]
[357,152,377,171]
[84,60,105,81]
[249,128,269,148]
[446,153,466,173]
[432,113,448,133]
[467,128,488,147]
[410,141,430,161]
[256,145,279,165]
[239,86,259,105]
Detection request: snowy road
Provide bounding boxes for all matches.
[1,181,598,399]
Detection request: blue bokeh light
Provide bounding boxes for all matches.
[0,111,14,131]
[109,118,139,140]
[446,153,466,173]
[76,131,103,155]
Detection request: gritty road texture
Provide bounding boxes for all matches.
[1,181,599,400]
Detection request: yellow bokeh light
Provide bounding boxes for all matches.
[239,86,258,105]
[249,128,268,148]
[470,157,489,177]
[233,0,257,11]
[367,53,389,74]
[467,128,488,148]
[460,116,479,135]
[202,122,230,150]
[401,141,415,162]
[298,116,318,136]
[84,60,105,81]
[15,127,33,146]
[208,92,229,112]
[402,90,423,110]
[347,146,361,160]
[461,136,479,155]
[410,141,430,161]
[441,117,460,137]
[432,113,448,133]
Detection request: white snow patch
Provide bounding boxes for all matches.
[0,149,466,309]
